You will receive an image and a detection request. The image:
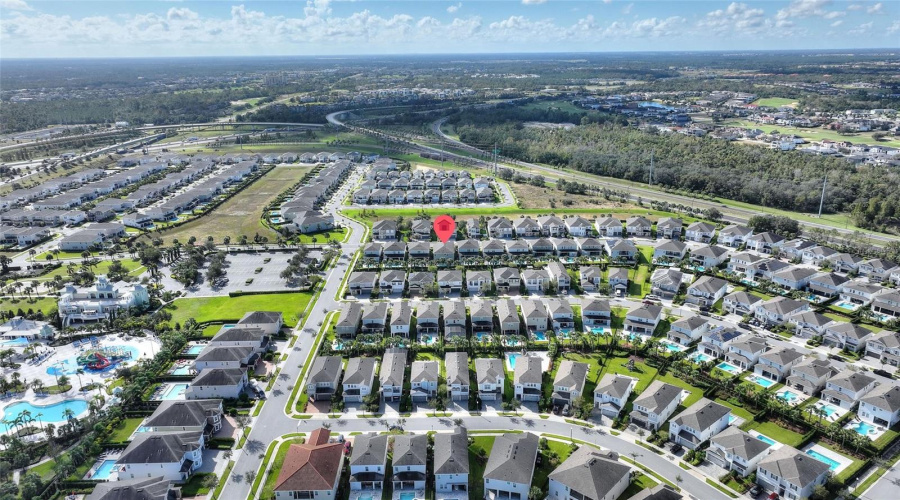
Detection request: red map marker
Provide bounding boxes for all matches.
[434,215,456,243]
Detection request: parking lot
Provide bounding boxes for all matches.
[159,250,322,296]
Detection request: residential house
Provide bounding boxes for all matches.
[416,302,441,339]
[653,240,687,262]
[372,220,398,240]
[722,291,762,316]
[493,267,521,294]
[668,316,709,346]
[551,361,589,408]
[361,303,388,336]
[786,358,838,396]
[605,239,638,263]
[497,299,521,336]
[685,221,716,243]
[336,303,363,338]
[772,267,817,291]
[754,297,809,326]
[442,301,467,339]
[656,217,683,239]
[469,300,494,334]
[754,347,805,383]
[116,431,204,482]
[466,270,492,294]
[546,262,570,292]
[273,428,345,500]
[141,399,224,437]
[866,331,900,368]
[630,380,684,431]
[707,427,773,477]
[434,427,470,499]
[859,385,900,428]
[595,217,623,238]
[692,245,729,269]
[726,336,768,371]
[686,276,728,307]
[548,447,632,500]
[437,270,464,294]
[513,356,543,403]
[872,291,900,320]
[392,435,428,492]
[788,311,836,339]
[475,358,505,401]
[756,446,829,500]
[537,215,566,237]
[390,303,413,338]
[624,304,663,336]
[719,225,753,247]
[410,361,439,402]
[807,272,848,299]
[822,372,877,410]
[487,218,513,239]
[380,270,406,295]
[858,258,897,281]
[545,299,574,331]
[86,477,180,500]
[564,216,593,237]
[579,266,602,292]
[483,433,539,500]
[381,349,407,402]
[669,398,731,450]
[349,434,389,493]
[185,368,248,400]
[446,352,470,402]
[342,358,377,403]
[608,267,629,296]
[699,326,744,359]
[306,356,343,402]
[406,271,435,296]
[841,280,887,307]
[521,299,549,335]
[522,269,550,293]
[650,268,683,299]
[746,231,784,254]
[581,298,611,331]
[828,253,863,273]
[823,322,873,352]
[348,272,378,297]
[593,374,637,418]
[626,216,652,237]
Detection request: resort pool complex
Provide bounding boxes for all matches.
[1,337,29,346]
[0,399,88,431]
[90,460,119,480]
[749,375,776,388]
[756,434,777,446]
[849,421,877,436]
[806,450,841,471]
[716,362,742,375]
[160,383,189,400]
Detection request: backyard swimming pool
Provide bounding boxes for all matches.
[716,362,742,375]
[848,421,877,437]
[399,493,416,500]
[815,402,838,417]
[806,450,840,471]
[690,352,712,363]
[748,375,776,388]
[89,460,119,480]
[170,365,192,376]
[0,399,88,431]
[756,434,777,446]
[533,332,547,341]
[185,344,205,355]
[160,383,189,400]
[834,301,857,310]
[776,390,798,402]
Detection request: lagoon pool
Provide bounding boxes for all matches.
[1,337,29,347]
[90,460,119,480]
[0,399,88,431]
[716,362,742,375]
[756,434,777,446]
[777,390,798,402]
[806,450,840,471]
[161,383,189,400]
[848,421,877,437]
[749,375,776,389]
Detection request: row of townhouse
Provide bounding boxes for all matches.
[279,160,354,233]
[58,222,127,251]
[354,187,494,205]
[363,236,633,261]
[334,297,614,341]
[349,264,575,296]
[0,168,107,211]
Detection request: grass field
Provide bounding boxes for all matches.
[164,292,313,327]
[0,296,57,317]
[109,417,144,442]
[153,165,311,244]
[752,98,798,108]
[30,259,144,282]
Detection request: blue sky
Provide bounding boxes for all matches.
[0,0,897,58]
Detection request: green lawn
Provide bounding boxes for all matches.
[33,259,144,281]
[724,118,900,148]
[295,227,347,244]
[469,436,494,500]
[752,98,798,108]
[164,292,313,327]
[739,420,805,447]
[0,296,57,317]
[261,436,306,499]
[618,472,659,500]
[109,417,144,442]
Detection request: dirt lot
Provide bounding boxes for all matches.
[511,182,629,210]
[153,165,311,244]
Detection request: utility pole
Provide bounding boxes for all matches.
[818,174,828,218]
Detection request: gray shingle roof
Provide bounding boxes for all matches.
[446,352,469,386]
[144,400,221,429]
[711,427,772,462]
[553,361,589,393]
[434,427,469,475]
[118,430,203,464]
[549,447,631,500]
[308,356,343,385]
[343,357,377,386]
[86,477,176,500]
[349,433,388,466]
[689,276,727,295]
[483,432,539,484]
[633,380,683,414]
[192,368,246,387]
[594,373,635,400]
[861,384,900,413]
[238,311,282,325]
[392,434,427,467]
[514,356,543,385]
[410,360,439,383]
[476,358,504,384]
[672,398,730,431]
[380,349,407,387]
[758,446,830,488]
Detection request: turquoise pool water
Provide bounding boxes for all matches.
[716,362,742,375]
[333,341,344,350]
[817,403,838,417]
[849,421,876,436]
[661,342,682,352]
[691,352,712,363]
[749,376,776,388]
[359,496,374,500]
[533,332,546,341]
[756,434,776,446]
[1,337,29,346]
[161,383,189,400]
[48,345,140,375]
[170,365,192,376]
[0,399,88,431]
[835,301,856,310]
[590,327,605,335]
[777,390,798,402]
[399,493,416,500]
[728,415,737,424]
[475,332,490,342]
[90,460,119,480]
[508,353,520,369]
[222,324,236,329]
[806,450,840,471]
[185,344,205,355]
[420,335,437,345]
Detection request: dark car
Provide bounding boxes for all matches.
[749,485,761,496]
[874,369,894,379]
[670,443,683,454]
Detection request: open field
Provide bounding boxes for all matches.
[0,296,57,317]
[150,165,311,244]
[512,183,639,210]
[164,292,313,327]
[752,97,798,108]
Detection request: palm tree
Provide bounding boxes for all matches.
[75,368,85,393]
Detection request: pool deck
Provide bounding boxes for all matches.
[811,401,849,423]
[504,351,551,371]
[747,430,784,450]
[349,489,385,500]
[83,450,123,481]
[844,418,888,441]
[802,443,853,475]
[392,490,426,500]
[435,492,469,500]
[774,387,808,407]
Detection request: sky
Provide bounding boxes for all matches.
[0,0,898,58]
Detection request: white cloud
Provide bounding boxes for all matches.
[0,0,32,10]
[603,16,686,38]
[622,3,633,15]
[846,3,863,10]
[447,2,461,13]
[603,0,613,4]
[167,7,198,21]
[848,21,873,34]
[776,0,844,20]
[521,0,547,5]
[830,19,843,26]
[888,20,900,33]
[866,2,883,13]
[698,3,770,36]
